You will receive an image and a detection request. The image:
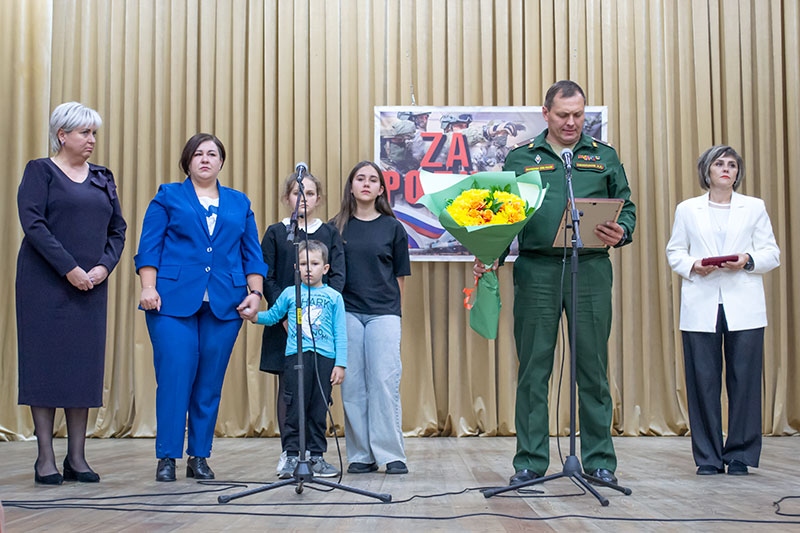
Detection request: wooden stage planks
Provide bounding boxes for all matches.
[1,436,799,532]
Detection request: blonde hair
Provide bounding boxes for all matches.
[49,102,102,154]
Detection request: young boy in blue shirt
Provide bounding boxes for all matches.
[249,240,346,478]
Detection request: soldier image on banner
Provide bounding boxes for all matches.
[397,111,431,169]
[380,120,418,175]
[433,113,483,170]
[472,120,527,172]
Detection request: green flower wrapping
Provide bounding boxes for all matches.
[418,170,547,339]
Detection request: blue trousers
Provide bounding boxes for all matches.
[146,302,242,459]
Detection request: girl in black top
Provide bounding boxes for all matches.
[260,170,345,472]
[332,161,410,475]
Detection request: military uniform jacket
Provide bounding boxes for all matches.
[503,130,636,257]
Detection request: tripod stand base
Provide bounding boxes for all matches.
[482,455,631,506]
[217,460,392,504]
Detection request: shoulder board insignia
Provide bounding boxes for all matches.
[511,137,537,150]
[592,136,613,147]
[525,164,556,172]
[574,162,605,171]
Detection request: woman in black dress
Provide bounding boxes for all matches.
[16,102,126,485]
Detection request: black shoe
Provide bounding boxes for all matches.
[34,460,63,485]
[509,469,539,485]
[63,457,100,482]
[156,458,176,482]
[186,457,215,479]
[696,464,724,475]
[727,460,749,476]
[347,462,378,474]
[386,461,408,474]
[586,468,617,485]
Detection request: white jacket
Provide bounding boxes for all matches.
[666,192,780,332]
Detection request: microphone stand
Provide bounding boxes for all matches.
[483,154,631,506]
[220,175,391,504]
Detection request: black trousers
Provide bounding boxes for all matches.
[682,305,764,468]
[282,351,334,456]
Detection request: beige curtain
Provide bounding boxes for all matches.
[1,0,797,441]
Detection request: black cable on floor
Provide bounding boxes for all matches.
[5,500,800,526]
[4,485,800,525]
[774,495,800,517]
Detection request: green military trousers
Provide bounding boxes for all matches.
[511,253,617,475]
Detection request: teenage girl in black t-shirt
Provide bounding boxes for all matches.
[331,161,411,475]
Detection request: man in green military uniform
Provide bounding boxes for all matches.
[479,80,636,486]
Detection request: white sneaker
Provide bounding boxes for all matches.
[276,450,310,475]
[279,456,298,479]
[275,451,288,475]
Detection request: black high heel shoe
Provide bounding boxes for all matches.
[34,460,63,485]
[63,457,100,482]
[186,456,215,479]
[156,458,176,482]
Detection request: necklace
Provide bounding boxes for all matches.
[708,200,730,233]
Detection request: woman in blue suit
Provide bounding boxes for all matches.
[135,133,267,482]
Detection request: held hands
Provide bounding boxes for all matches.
[594,221,624,247]
[236,293,261,322]
[67,265,110,291]
[140,286,162,311]
[86,265,109,285]
[66,266,94,291]
[472,258,499,279]
[330,366,345,386]
[691,253,749,277]
[691,260,717,276]
[720,253,749,271]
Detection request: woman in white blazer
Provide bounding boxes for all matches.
[666,145,779,477]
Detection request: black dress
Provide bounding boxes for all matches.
[16,158,126,408]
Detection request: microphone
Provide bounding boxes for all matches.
[288,162,307,242]
[560,148,573,169]
[295,161,308,181]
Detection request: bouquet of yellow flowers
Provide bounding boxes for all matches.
[446,186,530,226]
[419,170,547,339]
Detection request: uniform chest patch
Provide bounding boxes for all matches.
[525,164,556,172]
[577,154,601,162]
[574,162,605,171]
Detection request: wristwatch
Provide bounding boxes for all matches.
[744,254,755,272]
[615,229,628,247]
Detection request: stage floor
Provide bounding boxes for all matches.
[1,436,799,531]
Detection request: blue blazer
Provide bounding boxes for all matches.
[134,177,268,320]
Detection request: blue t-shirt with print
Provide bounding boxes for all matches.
[256,284,347,367]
